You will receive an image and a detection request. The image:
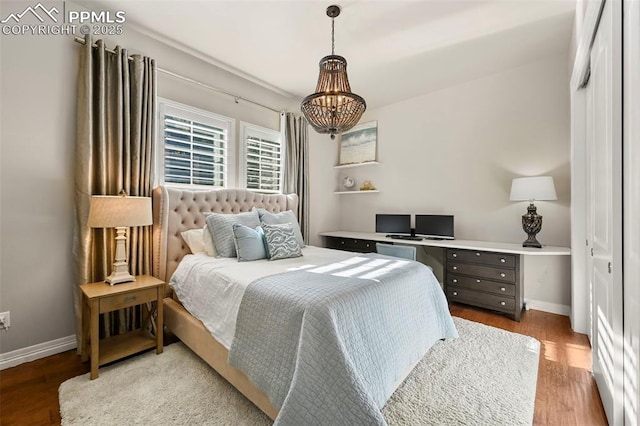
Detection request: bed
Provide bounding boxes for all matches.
[152,186,457,425]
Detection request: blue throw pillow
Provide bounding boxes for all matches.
[205,211,260,258]
[255,209,305,248]
[262,222,303,261]
[232,224,267,262]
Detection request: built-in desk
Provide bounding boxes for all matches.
[319,231,571,321]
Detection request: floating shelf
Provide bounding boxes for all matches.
[333,161,380,169]
[333,190,380,195]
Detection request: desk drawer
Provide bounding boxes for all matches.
[447,262,515,283]
[99,288,157,313]
[325,237,375,253]
[447,286,515,314]
[447,249,515,268]
[447,274,515,297]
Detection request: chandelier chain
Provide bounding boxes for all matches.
[331,17,335,55]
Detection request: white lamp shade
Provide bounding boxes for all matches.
[509,176,557,201]
[88,195,153,228]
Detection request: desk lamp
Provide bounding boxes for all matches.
[509,176,557,248]
[88,191,152,284]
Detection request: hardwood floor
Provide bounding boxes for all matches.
[450,305,608,426]
[0,306,607,425]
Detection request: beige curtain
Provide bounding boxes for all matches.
[73,34,156,350]
[282,113,310,243]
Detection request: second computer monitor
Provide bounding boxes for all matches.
[375,214,411,235]
[415,215,455,240]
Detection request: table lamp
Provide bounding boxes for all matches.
[88,191,153,285]
[509,176,557,248]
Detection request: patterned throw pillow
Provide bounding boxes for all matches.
[206,211,260,257]
[232,224,267,262]
[255,209,305,248]
[262,222,303,261]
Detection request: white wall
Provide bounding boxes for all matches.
[1,31,78,357]
[0,1,297,358]
[321,53,572,309]
[307,133,341,247]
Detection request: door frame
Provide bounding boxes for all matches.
[569,0,604,337]
[623,0,640,423]
[570,0,624,424]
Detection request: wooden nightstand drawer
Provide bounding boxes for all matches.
[447,249,516,268]
[447,262,516,283]
[447,274,516,297]
[99,288,158,314]
[447,286,515,314]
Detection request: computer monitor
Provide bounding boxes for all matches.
[375,214,411,235]
[415,215,454,240]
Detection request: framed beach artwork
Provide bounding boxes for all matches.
[339,120,377,165]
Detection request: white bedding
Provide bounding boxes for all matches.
[169,246,357,349]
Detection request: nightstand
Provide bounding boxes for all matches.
[80,275,165,379]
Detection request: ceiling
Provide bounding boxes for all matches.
[94,0,576,109]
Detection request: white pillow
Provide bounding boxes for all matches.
[180,225,217,256]
[202,224,217,257]
[181,228,205,254]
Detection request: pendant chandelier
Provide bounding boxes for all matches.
[301,5,366,140]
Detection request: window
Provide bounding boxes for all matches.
[241,122,283,194]
[158,99,235,188]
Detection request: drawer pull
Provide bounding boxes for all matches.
[453,266,458,270]
[123,296,137,303]
[476,279,481,283]
[500,301,506,306]
[500,273,506,278]
[341,241,345,245]
[366,243,370,247]
[500,287,506,292]
[500,258,506,263]
[476,252,481,256]
[453,291,458,296]
[452,253,457,258]
[452,279,458,283]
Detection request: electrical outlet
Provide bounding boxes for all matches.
[0,311,10,331]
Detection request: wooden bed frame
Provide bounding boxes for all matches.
[151,186,299,420]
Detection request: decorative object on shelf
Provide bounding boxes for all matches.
[342,176,356,190]
[88,190,153,284]
[509,176,557,248]
[300,5,366,140]
[339,120,377,166]
[360,180,376,191]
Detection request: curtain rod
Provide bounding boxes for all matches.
[73,36,282,114]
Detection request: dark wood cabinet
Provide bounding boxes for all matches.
[324,236,376,253]
[444,248,524,321]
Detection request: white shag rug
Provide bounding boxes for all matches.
[59,317,540,425]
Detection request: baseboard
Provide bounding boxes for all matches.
[524,299,571,317]
[0,335,77,370]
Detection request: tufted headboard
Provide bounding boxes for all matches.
[152,186,299,283]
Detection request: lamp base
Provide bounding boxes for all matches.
[105,270,136,285]
[105,227,136,285]
[521,202,543,249]
[522,237,542,249]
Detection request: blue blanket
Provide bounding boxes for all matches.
[229,254,458,425]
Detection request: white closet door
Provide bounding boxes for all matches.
[623,0,640,424]
[588,0,624,424]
